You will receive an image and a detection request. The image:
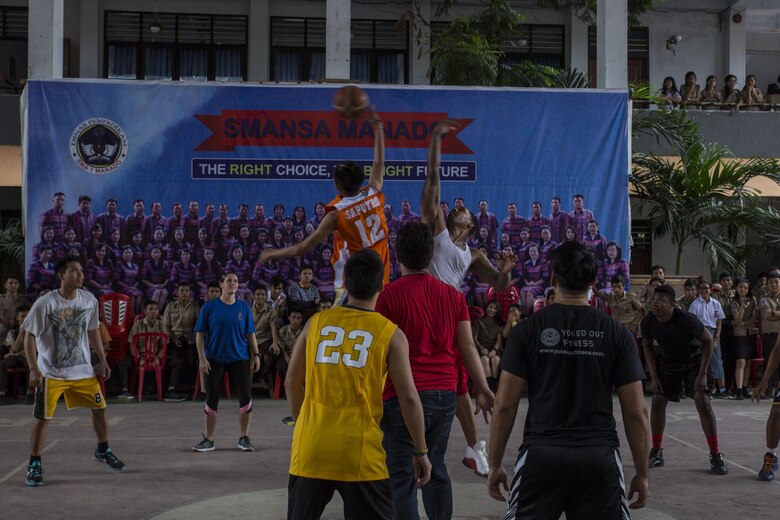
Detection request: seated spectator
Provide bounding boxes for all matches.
[699,75,722,109]
[169,249,197,297]
[737,74,764,112]
[312,245,335,299]
[141,245,170,310]
[128,231,145,265]
[594,275,643,336]
[114,245,144,314]
[26,246,57,299]
[32,226,56,260]
[563,225,578,243]
[722,74,741,106]
[501,303,522,342]
[287,266,320,324]
[105,229,122,265]
[519,245,549,315]
[318,297,333,312]
[0,276,27,342]
[212,223,235,265]
[195,247,222,302]
[766,83,780,105]
[223,245,253,302]
[680,71,700,108]
[162,283,199,401]
[599,241,630,290]
[473,300,503,390]
[117,300,165,400]
[660,76,682,107]
[539,226,556,262]
[516,227,533,264]
[165,227,190,264]
[56,227,83,262]
[0,305,32,404]
[251,287,278,384]
[144,226,167,262]
[268,309,303,388]
[84,223,105,260]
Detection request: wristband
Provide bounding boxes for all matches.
[412,448,428,457]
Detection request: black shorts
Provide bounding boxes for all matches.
[732,335,756,360]
[287,474,394,520]
[657,358,701,402]
[505,444,629,520]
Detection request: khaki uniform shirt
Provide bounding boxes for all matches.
[601,291,643,329]
[278,324,302,357]
[758,293,780,334]
[252,303,277,345]
[162,300,199,343]
[675,296,695,312]
[730,297,758,337]
[128,318,164,357]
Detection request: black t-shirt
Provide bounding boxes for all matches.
[640,309,704,363]
[500,303,645,448]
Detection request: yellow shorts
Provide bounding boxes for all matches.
[34,377,106,420]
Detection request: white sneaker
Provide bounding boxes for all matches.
[462,440,489,477]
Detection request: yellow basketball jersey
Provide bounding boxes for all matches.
[289,306,397,482]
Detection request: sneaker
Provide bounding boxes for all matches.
[281,416,295,426]
[710,452,728,475]
[742,388,752,399]
[24,394,35,405]
[649,447,664,468]
[26,461,43,486]
[758,453,778,481]
[724,390,736,400]
[193,436,215,452]
[238,436,254,451]
[712,390,725,399]
[462,440,489,477]
[118,391,134,401]
[94,448,125,471]
[163,391,185,402]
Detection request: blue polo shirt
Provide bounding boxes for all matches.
[195,298,255,363]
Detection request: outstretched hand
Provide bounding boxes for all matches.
[496,251,517,275]
[432,119,459,138]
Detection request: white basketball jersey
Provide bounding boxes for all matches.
[429,229,472,290]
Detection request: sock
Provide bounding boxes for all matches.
[30,455,41,465]
[97,441,109,454]
[706,435,719,454]
[652,434,663,449]
[768,447,778,457]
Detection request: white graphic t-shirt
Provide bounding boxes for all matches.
[23,289,98,380]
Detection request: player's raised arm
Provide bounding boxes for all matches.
[259,211,338,264]
[367,106,385,192]
[421,121,457,236]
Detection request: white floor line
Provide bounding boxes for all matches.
[664,433,779,485]
[0,440,59,485]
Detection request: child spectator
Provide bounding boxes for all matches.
[269,309,303,389]
[0,305,32,404]
[116,300,164,400]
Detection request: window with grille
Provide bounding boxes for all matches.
[103,11,247,82]
[270,17,408,84]
[0,7,27,40]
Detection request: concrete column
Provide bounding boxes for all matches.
[724,10,746,85]
[568,13,588,75]
[596,0,627,89]
[326,0,351,80]
[28,0,64,79]
[248,0,270,82]
[411,0,430,85]
[79,0,99,78]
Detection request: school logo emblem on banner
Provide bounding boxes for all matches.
[69,118,129,174]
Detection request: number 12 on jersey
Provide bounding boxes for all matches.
[354,214,386,248]
[315,326,374,368]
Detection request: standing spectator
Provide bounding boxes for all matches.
[453,197,465,210]
[287,266,320,324]
[229,204,250,237]
[22,257,124,486]
[248,203,268,236]
[270,203,286,229]
[26,247,57,299]
[525,202,549,245]
[751,334,780,481]
[548,196,570,245]
[198,203,218,237]
[125,199,147,242]
[730,279,758,400]
[676,278,699,311]
[192,273,260,452]
[383,204,402,234]
[141,245,170,309]
[642,284,728,475]
[487,241,649,516]
[270,308,303,390]
[0,276,27,342]
[284,250,431,519]
[568,194,594,242]
[182,201,201,244]
[165,203,184,241]
[398,199,421,226]
[638,264,666,301]
[162,283,199,401]
[758,272,780,391]
[680,71,701,108]
[95,198,125,241]
[753,271,769,299]
[143,201,168,244]
[594,274,644,336]
[582,219,608,260]
[291,206,307,229]
[308,202,326,229]
[714,272,736,392]
[477,199,499,249]
[375,223,494,519]
[473,300,503,389]
[69,195,95,244]
[501,202,525,247]
[116,300,164,400]
[599,241,629,290]
[688,281,729,398]
[660,76,682,107]
[39,192,68,242]
[251,288,278,383]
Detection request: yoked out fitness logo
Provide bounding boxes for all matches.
[70,118,129,174]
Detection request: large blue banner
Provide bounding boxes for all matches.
[23,80,629,300]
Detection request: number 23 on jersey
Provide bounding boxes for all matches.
[315,325,374,368]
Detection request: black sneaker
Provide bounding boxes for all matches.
[164,391,185,402]
[26,461,43,486]
[742,388,751,399]
[710,452,728,475]
[649,447,664,468]
[281,416,295,426]
[193,436,215,452]
[238,436,254,451]
[94,448,125,471]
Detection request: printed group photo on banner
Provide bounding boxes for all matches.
[23,81,630,314]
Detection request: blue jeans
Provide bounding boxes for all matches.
[706,327,725,380]
[381,390,457,520]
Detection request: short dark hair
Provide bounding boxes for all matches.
[14,304,31,315]
[177,282,191,289]
[396,222,434,270]
[718,271,733,281]
[548,241,597,291]
[610,274,625,285]
[344,249,384,300]
[270,275,285,288]
[683,278,698,288]
[768,272,780,281]
[654,284,676,302]
[334,161,363,195]
[207,281,220,290]
[144,300,159,309]
[651,264,665,273]
[55,256,84,275]
[54,192,65,197]
[78,195,91,203]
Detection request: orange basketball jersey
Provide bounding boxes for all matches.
[326,186,390,287]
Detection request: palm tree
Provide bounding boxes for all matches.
[630,141,780,275]
[0,219,24,282]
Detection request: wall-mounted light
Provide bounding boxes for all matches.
[665,35,682,55]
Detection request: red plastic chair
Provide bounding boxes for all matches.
[130,332,168,402]
[467,305,484,321]
[531,297,546,315]
[273,373,283,400]
[99,293,133,368]
[487,286,520,323]
[192,371,232,400]
[751,335,765,387]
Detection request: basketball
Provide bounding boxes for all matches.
[333,85,370,119]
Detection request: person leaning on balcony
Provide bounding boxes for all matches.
[679,71,700,109]
[736,74,764,112]
[699,75,722,110]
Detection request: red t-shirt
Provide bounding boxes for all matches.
[376,273,470,400]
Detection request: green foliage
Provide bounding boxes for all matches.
[0,219,24,281]
[503,60,589,88]
[429,19,501,86]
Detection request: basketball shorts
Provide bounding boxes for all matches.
[287,474,394,520]
[657,358,701,402]
[34,377,106,420]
